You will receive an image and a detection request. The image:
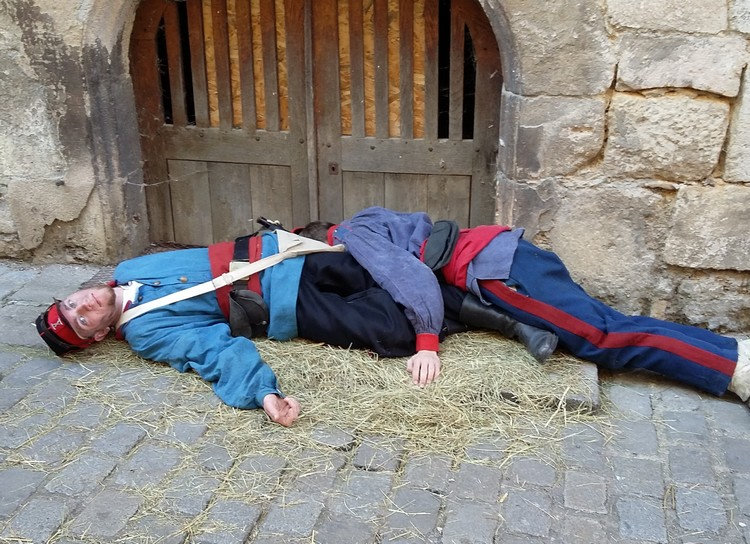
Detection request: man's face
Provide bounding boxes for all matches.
[58,285,118,339]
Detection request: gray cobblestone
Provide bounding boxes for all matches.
[723,437,750,473]
[295,450,347,494]
[608,384,653,417]
[18,427,86,465]
[662,410,709,442]
[561,514,606,544]
[450,461,502,503]
[69,489,142,539]
[382,488,441,541]
[0,412,52,448]
[22,380,78,414]
[113,443,182,487]
[313,513,377,544]
[194,500,261,544]
[1,356,61,387]
[0,387,29,411]
[59,400,110,429]
[0,467,46,518]
[353,436,405,472]
[0,303,50,347]
[160,468,220,516]
[0,496,68,543]
[310,424,356,450]
[158,421,208,445]
[617,496,667,543]
[259,489,326,538]
[562,422,608,471]
[465,437,508,461]
[613,455,664,497]
[505,457,557,487]
[401,454,453,495]
[123,514,188,544]
[669,446,715,484]
[197,440,234,472]
[707,399,750,437]
[442,498,499,544]
[44,453,117,496]
[563,470,607,514]
[733,476,750,516]
[500,488,553,538]
[0,352,21,376]
[651,387,705,412]
[234,453,286,493]
[675,487,727,533]
[610,419,658,455]
[90,422,146,457]
[329,469,393,521]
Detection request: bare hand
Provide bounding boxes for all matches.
[262,394,301,427]
[406,350,441,387]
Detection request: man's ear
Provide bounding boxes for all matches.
[92,327,111,342]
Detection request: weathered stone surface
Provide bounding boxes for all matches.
[617,33,746,97]
[608,0,727,32]
[69,489,142,539]
[664,185,750,271]
[603,93,729,181]
[496,0,615,95]
[731,0,750,32]
[547,184,662,315]
[670,273,750,331]
[500,91,606,179]
[725,68,750,182]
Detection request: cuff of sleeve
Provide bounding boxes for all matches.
[416,333,440,352]
[255,388,283,409]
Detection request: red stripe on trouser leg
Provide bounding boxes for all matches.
[479,279,736,378]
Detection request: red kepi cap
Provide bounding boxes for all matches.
[35,302,95,356]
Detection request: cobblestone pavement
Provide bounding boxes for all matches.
[1,258,750,544]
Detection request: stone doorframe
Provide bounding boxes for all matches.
[35,0,617,261]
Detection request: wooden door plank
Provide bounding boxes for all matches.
[373,0,389,138]
[427,174,470,226]
[313,0,344,221]
[187,0,210,127]
[449,4,464,140]
[162,126,290,163]
[260,0,281,131]
[250,165,294,227]
[169,159,214,245]
[164,2,188,126]
[210,0,233,129]
[423,0,439,140]
[208,162,254,241]
[284,0,311,227]
[384,173,428,212]
[399,0,414,139]
[341,136,474,174]
[343,171,385,217]
[236,0,257,130]
[349,0,366,137]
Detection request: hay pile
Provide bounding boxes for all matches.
[71,331,603,464]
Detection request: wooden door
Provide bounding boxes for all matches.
[313,0,502,226]
[130,0,502,244]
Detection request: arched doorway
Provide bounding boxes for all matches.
[130,0,502,245]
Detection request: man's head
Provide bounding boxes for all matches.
[297,221,335,242]
[36,285,119,356]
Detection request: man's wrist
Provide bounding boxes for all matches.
[416,333,439,352]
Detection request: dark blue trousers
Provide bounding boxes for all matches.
[296,253,466,357]
[478,240,737,396]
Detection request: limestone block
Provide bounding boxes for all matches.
[603,94,729,181]
[500,90,606,178]
[664,184,750,271]
[731,0,750,32]
[725,69,750,182]
[608,0,728,33]
[546,184,664,315]
[617,34,747,97]
[671,274,750,331]
[496,0,615,95]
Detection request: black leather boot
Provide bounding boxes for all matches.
[458,293,558,363]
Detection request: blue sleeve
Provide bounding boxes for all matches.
[335,208,444,340]
[122,311,280,409]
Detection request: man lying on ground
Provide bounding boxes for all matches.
[35,223,557,427]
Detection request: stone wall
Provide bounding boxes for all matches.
[0,0,748,331]
[486,0,750,332]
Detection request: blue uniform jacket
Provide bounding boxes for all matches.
[113,234,302,409]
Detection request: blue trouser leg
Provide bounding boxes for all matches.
[477,240,737,396]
